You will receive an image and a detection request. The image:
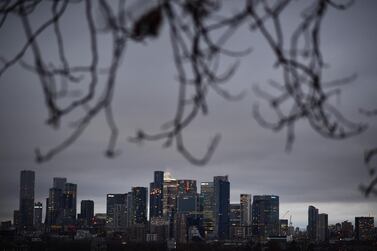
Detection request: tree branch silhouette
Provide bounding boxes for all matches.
[0,0,373,183]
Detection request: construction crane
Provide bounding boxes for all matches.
[282,210,290,219]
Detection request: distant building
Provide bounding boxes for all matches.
[214,176,230,240]
[230,203,244,240]
[240,194,252,238]
[80,200,94,226]
[200,182,215,239]
[47,187,62,226]
[106,193,127,231]
[307,205,319,242]
[62,183,77,224]
[177,180,197,214]
[355,217,374,241]
[13,210,20,229]
[53,177,67,191]
[19,170,35,230]
[33,202,43,229]
[317,213,328,242]
[341,220,353,239]
[279,219,289,237]
[252,195,279,239]
[132,187,147,225]
[163,172,178,239]
[150,171,164,221]
[240,194,252,226]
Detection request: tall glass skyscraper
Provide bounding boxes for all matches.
[200,182,215,238]
[177,180,197,214]
[19,170,35,230]
[33,202,43,229]
[252,195,279,239]
[132,187,147,225]
[240,194,252,226]
[214,176,230,240]
[307,205,319,242]
[106,193,127,230]
[63,183,77,224]
[150,171,164,221]
[80,200,94,226]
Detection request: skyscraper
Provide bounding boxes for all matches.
[106,193,127,230]
[229,203,243,240]
[240,194,252,237]
[47,187,62,225]
[214,176,230,240]
[317,213,328,242]
[240,194,252,226]
[132,187,147,225]
[80,200,94,226]
[150,171,164,221]
[355,217,374,241]
[53,177,67,191]
[19,170,35,230]
[62,183,77,224]
[252,195,279,239]
[33,202,43,230]
[177,180,197,214]
[307,205,319,242]
[200,182,215,239]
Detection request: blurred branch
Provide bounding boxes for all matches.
[0,0,373,169]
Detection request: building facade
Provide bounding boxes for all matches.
[355,217,374,241]
[214,176,230,240]
[19,170,35,230]
[252,195,279,239]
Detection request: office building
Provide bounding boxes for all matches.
[252,195,279,239]
[279,219,289,236]
[230,203,244,240]
[106,193,127,230]
[62,183,77,224]
[53,177,66,191]
[80,200,94,226]
[355,217,374,241]
[47,187,62,225]
[200,182,215,239]
[240,194,252,226]
[163,172,178,239]
[317,213,328,242]
[150,171,164,220]
[132,187,147,225]
[19,170,35,230]
[214,176,230,240]
[33,202,42,229]
[308,205,319,242]
[177,180,197,214]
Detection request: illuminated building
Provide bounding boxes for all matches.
[200,182,215,239]
[355,216,374,241]
[33,202,43,229]
[106,193,127,230]
[150,171,164,221]
[252,195,279,239]
[132,187,147,225]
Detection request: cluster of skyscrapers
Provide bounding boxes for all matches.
[9,170,376,244]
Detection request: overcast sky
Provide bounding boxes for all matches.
[0,1,376,229]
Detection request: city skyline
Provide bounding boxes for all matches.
[0,0,377,232]
[3,169,376,230]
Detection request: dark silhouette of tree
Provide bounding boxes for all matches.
[0,0,375,192]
